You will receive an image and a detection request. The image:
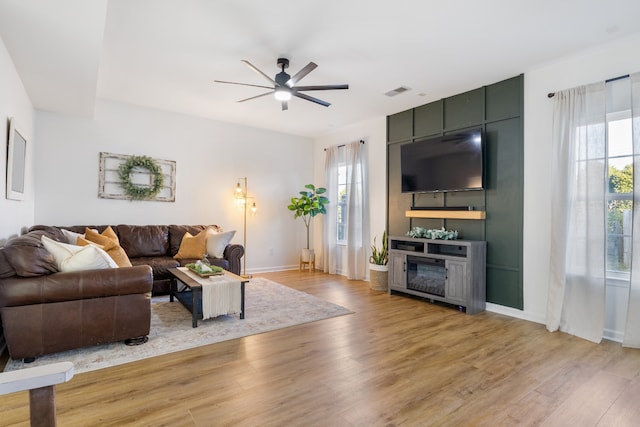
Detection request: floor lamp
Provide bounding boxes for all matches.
[234,177,257,278]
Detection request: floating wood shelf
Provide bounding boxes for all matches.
[405,210,486,220]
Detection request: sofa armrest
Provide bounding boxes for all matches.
[0,265,153,307]
[223,244,244,276]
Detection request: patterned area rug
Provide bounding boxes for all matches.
[4,277,352,374]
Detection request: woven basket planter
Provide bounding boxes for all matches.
[369,264,388,291]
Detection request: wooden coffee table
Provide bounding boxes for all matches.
[168,267,247,328]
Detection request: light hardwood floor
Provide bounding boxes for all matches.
[1,270,640,426]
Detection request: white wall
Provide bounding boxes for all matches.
[519,33,640,333]
[34,99,313,273]
[312,116,387,275]
[0,35,35,243]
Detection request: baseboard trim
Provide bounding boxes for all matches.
[485,303,545,325]
[247,265,299,274]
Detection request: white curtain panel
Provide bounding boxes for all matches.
[322,145,339,274]
[322,142,369,279]
[547,82,607,343]
[344,141,369,280]
[624,72,640,347]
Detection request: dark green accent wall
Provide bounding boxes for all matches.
[386,74,524,309]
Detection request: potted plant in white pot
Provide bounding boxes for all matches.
[287,184,329,262]
[369,230,388,291]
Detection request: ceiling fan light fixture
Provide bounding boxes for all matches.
[215,57,348,109]
[274,88,291,101]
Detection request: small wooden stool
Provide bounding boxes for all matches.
[299,253,315,272]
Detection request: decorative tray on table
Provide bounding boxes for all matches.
[185,262,224,277]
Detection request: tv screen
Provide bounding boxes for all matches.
[401,129,484,193]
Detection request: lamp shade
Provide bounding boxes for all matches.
[234,182,245,198]
[274,88,291,101]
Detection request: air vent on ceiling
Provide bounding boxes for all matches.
[384,86,411,97]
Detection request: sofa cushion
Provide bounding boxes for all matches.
[53,225,113,236]
[169,225,222,257]
[118,225,169,258]
[27,225,68,243]
[81,227,132,267]
[130,256,179,281]
[3,231,58,277]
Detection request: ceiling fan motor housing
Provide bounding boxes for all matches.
[275,58,291,86]
[275,71,291,86]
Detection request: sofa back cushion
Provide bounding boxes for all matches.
[2,230,58,277]
[30,225,113,244]
[169,225,222,257]
[118,225,169,258]
[28,225,68,243]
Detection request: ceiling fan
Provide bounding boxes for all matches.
[214,58,348,111]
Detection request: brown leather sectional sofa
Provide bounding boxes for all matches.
[0,224,244,361]
[30,224,245,294]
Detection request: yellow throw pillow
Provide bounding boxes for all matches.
[83,228,116,250]
[100,225,120,244]
[173,229,209,260]
[81,227,132,268]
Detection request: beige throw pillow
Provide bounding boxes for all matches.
[41,235,118,272]
[206,230,236,258]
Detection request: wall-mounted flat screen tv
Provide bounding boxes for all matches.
[401,128,484,193]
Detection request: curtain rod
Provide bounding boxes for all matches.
[547,74,630,98]
[323,140,365,151]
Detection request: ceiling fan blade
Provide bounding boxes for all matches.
[286,62,317,87]
[238,91,274,103]
[214,80,273,90]
[294,84,349,91]
[241,60,277,85]
[294,92,331,107]
[281,101,288,111]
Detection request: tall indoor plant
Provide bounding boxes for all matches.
[369,230,388,291]
[287,184,329,261]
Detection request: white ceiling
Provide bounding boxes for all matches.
[2,0,640,138]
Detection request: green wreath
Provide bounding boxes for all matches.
[118,155,164,200]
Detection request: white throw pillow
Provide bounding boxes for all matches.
[42,235,117,272]
[42,235,83,270]
[61,229,84,244]
[61,245,118,272]
[206,230,236,258]
[60,228,98,244]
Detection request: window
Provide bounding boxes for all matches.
[605,79,633,284]
[337,164,347,242]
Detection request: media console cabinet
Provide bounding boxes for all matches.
[388,236,486,314]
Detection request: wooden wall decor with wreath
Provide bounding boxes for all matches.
[98,152,176,202]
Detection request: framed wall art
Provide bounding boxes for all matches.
[98,152,176,202]
[6,117,27,201]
